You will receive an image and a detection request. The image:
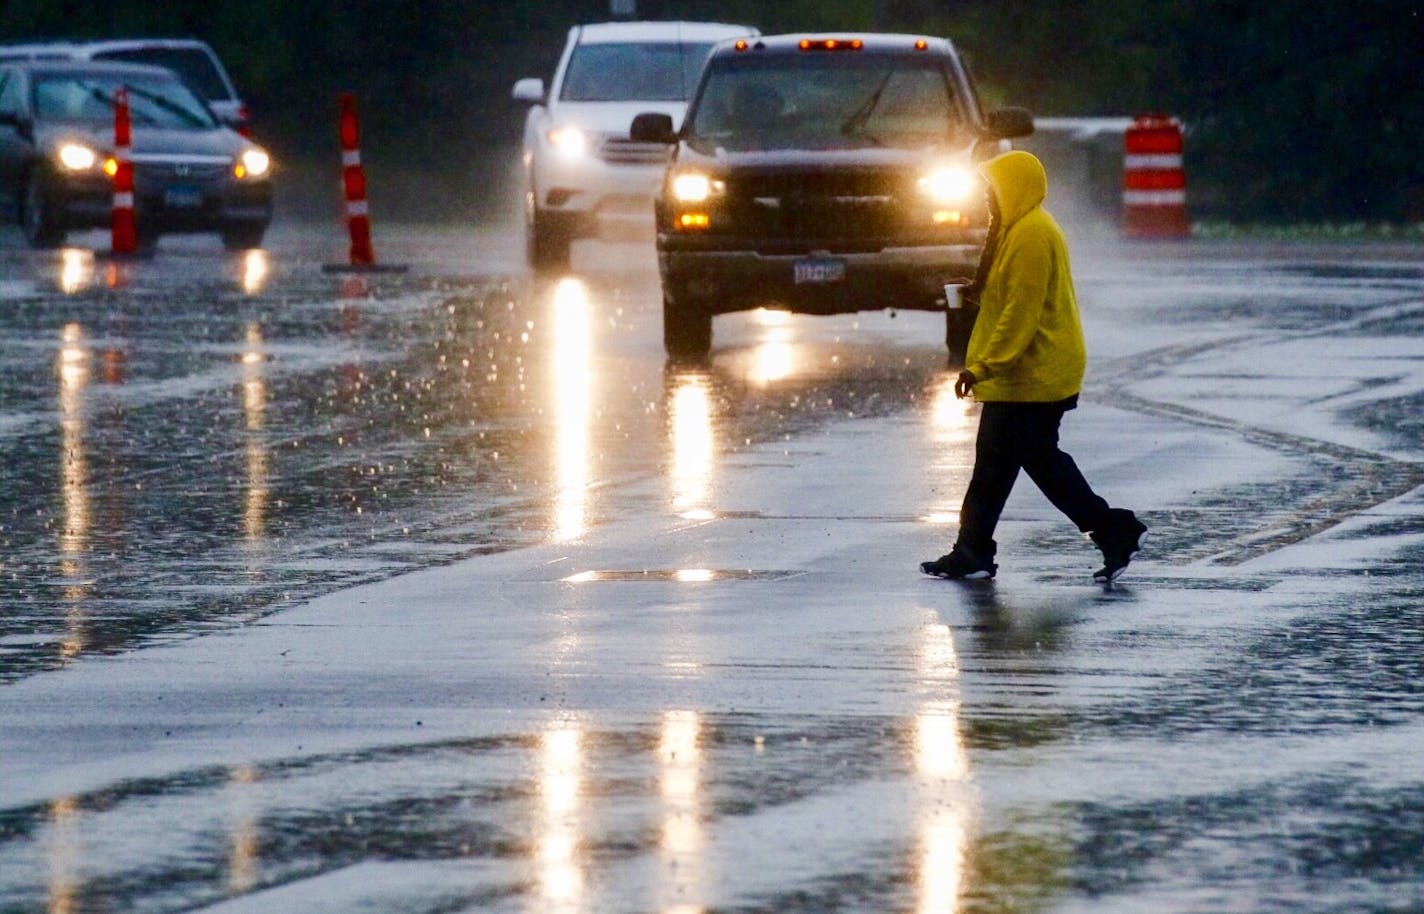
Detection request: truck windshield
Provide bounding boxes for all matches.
[688,54,961,151]
[561,42,713,102]
[34,73,218,129]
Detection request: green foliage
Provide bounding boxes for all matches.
[2,0,1419,222]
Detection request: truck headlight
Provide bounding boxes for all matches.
[548,126,588,158]
[671,172,724,203]
[57,143,98,172]
[918,166,975,203]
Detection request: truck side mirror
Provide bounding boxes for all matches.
[985,107,1034,139]
[0,111,30,138]
[511,78,545,104]
[630,112,676,144]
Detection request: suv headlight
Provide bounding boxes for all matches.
[918,166,975,203]
[57,143,98,172]
[234,148,271,179]
[547,125,588,158]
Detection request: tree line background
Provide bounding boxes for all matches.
[3,0,1421,224]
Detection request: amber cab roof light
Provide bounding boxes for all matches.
[798,38,863,51]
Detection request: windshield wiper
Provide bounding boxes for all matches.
[840,69,894,139]
[124,84,207,128]
[83,84,159,126]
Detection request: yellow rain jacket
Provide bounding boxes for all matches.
[965,151,1087,402]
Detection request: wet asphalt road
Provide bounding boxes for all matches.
[0,225,958,684]
[1,223,1423,912]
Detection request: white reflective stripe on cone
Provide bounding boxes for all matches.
[345,200,369,216]
[341,150,361,166]
[1123,190,1187,206]
[112,192,135,208]
[1124,153,1183,170]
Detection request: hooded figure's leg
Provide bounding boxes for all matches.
[955,402,1023,556]
[1018,401,1111,533]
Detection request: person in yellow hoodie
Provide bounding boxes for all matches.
[921,150,1146,583]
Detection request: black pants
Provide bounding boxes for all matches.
[956,396,1111,555]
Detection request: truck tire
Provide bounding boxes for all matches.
[663,284,712,359]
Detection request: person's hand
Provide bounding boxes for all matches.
[954,369,976,399]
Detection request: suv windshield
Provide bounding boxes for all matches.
[34,73,218,129]
[688,54,962,151]
[561,42,713,102]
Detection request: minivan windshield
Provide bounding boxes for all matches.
[688,54,962,151]
[34,72,218,129]
[561,42,714,101]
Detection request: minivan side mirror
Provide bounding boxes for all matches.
[984,107,1034,139]
[630,112,676,144]
[511,77,545,104]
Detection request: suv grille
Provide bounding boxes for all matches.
[598,139,672,166]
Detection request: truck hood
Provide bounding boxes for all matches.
[678,143,972,172]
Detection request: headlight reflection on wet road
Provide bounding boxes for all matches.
[536,724,586,913]
[240,249,269,295]
[659,709,707,912]
[226,766,261,894]
[45,795,80,914]
[915,620,971,913]
[924,373,975,526]
[551,278,593,542]
[57,323,90,660]
[58,248,93,295]
[750,308,796,387]
[241,323,270,543]
[669,372,714,519]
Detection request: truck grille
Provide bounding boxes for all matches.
[724,169,912,240]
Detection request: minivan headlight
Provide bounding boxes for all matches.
[57,143,98,172]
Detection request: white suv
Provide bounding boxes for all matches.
[512,20,758,271]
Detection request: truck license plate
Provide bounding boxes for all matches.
[793,257,846,284]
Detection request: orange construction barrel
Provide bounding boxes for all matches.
[1123,114,1189,238]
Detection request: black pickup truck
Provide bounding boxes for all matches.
[631,33,1033,359]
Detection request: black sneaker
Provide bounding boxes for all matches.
[920,545,997,580]
[1090,509,1148,583]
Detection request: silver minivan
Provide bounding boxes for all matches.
[0,38,249,132]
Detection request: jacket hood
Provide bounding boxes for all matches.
[979,150,1046,228]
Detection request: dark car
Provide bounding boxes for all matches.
[631,33,1033,358]
[0,60,272,250]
